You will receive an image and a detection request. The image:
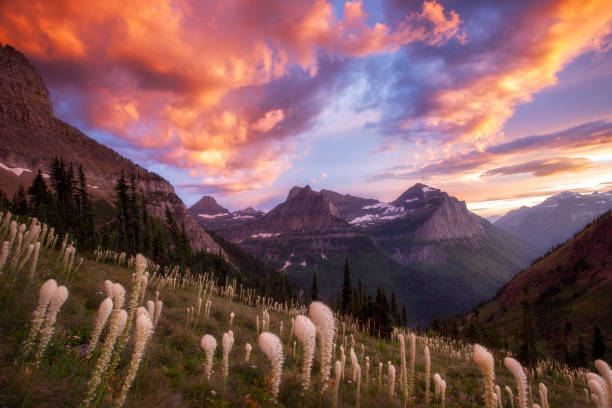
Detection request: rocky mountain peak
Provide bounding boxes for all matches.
[189,196,229,215]
[0,43,53,119]
[392,183,442,205]
[282,185,341,219]
[287,185,314,200]
[238,207,259,215]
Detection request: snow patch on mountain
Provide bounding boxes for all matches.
[199,213,227,219]
[250,232,281,239]
[0,161,32,176]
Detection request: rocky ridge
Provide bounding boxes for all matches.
[495,190,612,253]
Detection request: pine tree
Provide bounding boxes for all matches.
[310,272,319,301]
[76,165,94,248]
[11,184,29,215]
[390,292,398,326]
[575,337,587,367]
[28,170,49,208]
[592,325,606,360]
[114,173,130,251]
[28,170,50,219]
[341,259,352,315]
[518,291,536,368]
[0,190,9,209]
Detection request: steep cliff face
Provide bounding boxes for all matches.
[0,43,220,252]
[319,189,379,221]
[412,197,484,241]
[223,185,356,239]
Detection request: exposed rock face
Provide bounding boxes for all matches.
[0,43,220,252]
[495,190,612,253]
[223,185,354,238]
[319,189,379,221]
[413,198,484,241]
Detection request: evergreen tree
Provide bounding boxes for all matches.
[310,272,319,301]
[28,170,49,207]
[576,337,587,367]
[518,291,536,368]
[28,170,50,219]
[390,292,398,325]
[0,190,9,209]
[592,325,606,360]
[76,165,94,248]
[114,173,130,250]
[375,285,392,338]
[402,305,407,327]
[341,258,352,315]
[11,184,29,215]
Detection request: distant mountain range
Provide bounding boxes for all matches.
[474,210,612,361]
[494,190,612,253]
[188,196,265,231]
[191,183,538,321]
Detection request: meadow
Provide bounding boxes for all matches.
[0,212,608,407]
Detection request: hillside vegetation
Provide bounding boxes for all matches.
[0,214,605,407]
[437,211,612,369]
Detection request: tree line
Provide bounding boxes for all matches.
[308,259,409,338]
[0,157,296,302]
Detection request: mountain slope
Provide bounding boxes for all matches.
[475,210,612,360]
[0,43,219,251]
[495,190,612,253]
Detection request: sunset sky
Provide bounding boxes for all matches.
[2,0,612,216]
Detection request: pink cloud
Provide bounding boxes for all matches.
[0,0,463,193]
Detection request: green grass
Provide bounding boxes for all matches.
[0,245,595,407]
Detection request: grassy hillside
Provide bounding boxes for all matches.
[471,211,612,363]
[0,220,597,407]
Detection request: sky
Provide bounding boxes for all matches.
[1,0,612,217]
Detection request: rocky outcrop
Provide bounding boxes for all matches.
[0,43,220,252]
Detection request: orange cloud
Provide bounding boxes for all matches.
[410,0,612,144]
[0,0,463,193]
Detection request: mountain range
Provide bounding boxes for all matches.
[494,190,612,253]
[188,196,265,231]
[192,184,538,321]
